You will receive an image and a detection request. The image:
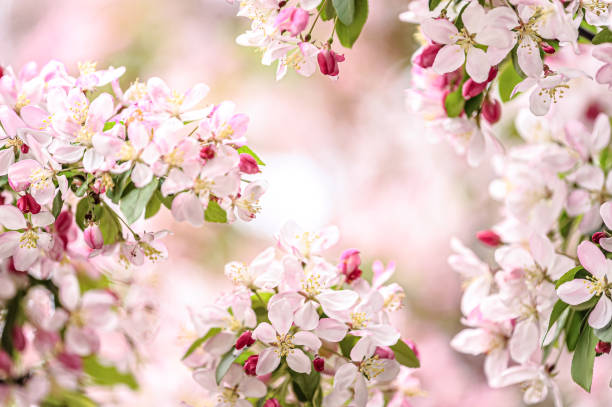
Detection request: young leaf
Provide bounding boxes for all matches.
[82,356,139,390]
[545,300,569,339]
[145,190,163,219]
[339,334,359,357]
[205,200,228,223]
[464,93,484,118]
[428,0,442,10]
[216,348,245,384]
[444,88,465,118]
[290,368,321,401]
[593,28,612,45]
[182,327,222,360]
[571,326,597,392]
[75,198,93,230]
[103,121,116,131]
[52,192,63,218]
[498,60,523,103]
[75,174,93,197]
[594,321,612,342]
[332,0,355,25]
[335,0,368,49]
[99,205,122,245]
[319,0,336,21]
[555,266,584,289]
[120,178,159,224]
[390,339,420,368]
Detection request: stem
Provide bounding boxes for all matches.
[307,0,325,37]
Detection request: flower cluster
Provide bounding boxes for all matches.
[228,0,369,80]
[183,221,420,407]
[402,0,611,165]
[0,60,266,404]
[449,106,612,405]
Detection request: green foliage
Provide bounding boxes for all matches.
[454,3,470,31]
[182,327,222,360]
[594,322,612,342]
[74,174,93,197]
[546,300,569,337]
[75,197,93,230]
[205,200,228,223]
[444,88,465,118]
[83,356,139,390]
[498,59,523,103]
[319,0,337,21]
[216,348,245,384]
[52,191,64,218]
[103,121,116,131]
[237,145,265,166]
[571,326,597,392]
[428,0,442,10]
[390,339,420,368]
[42,392,97,407]
[77,272,111,293]
[145,190,163,219]
[332,0,355,25]
[108,169,133,204]
[120,178,159,223]
[335,0,368,49]
[339,334,359,358]
[555,266,585,289]
[290,368,321,402]
[99,204,122,245]
[464,93,484,118]
[593,28,612,45]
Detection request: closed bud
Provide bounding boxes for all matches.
[84,224,104,250]
[239,153,260,174]
[413,43,442,69]
[200,145,215,160]
[275,7,309,36]
[244,354,259,376]
[12,326,26,352]
[17,194,41,214]
[20,144,29,154]
[404,339,420,360]
[317,49,345,77]
[236,330,255,350]
[57,352,83,371]
[461,79,487,99]
[313,356,325,372]
[339,249,361,275]
[540,42,555,54]
[346,268,362,283]
[263,399,281,407]
[486,66,498,82]
[374,346,395,359]
[476,229,501,246]
[55,211,73,236]
[481,98,502,124]
[596,341,611,354]
[592,231,607,243]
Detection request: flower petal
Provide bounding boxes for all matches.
[588,296,612,329]
[557,279,594,305]
[286,349,311,374]
[255,347,281,376]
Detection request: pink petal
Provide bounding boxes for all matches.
[577,241,608,279]
[293,331,321,351]
[255,347,281,376]
[314,318,348,342]
[421,18,458,44]
[286,349,311,374]
[465,47,490,83]
[268,299,293,336]
[517,37,543,77]
[433,44,465,75]
[253,322,276,344]
[589,296,612,329]
[0,205,27,229]
[171,192,204,227]
[556,279,594,305]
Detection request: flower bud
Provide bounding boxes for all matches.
[16,194,41,214]
[404,339,420,360]
[482,98,502,124]
[20,144,29,154]
[12,325,26,352]
[339,249,361,274]
[596,341,611,354]
[239,153,260,174]
[275,7,309,36]
[317,49,345,77]
[487,66,498,82]
[0,350,12,374]
[540,42,555,54]
[476,229,501,247]
[313,356,325,372]
[84,224,104,250]
[592,231,607,244]
[55,211,73,236]
[244,354,259,376]
[346,268,362,283]
[462,78,487,99]
[263,399,281,407]
[200,145,215,160]
[413,43,442,69]
[57,352,83,371]
[236,330,256,350]
[374,346,395,359]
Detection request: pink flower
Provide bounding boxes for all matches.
[83,224,104,250]
[275,7,309,36]
[594,44,612,89]
[317,49,345,77]
[239,153,260,174]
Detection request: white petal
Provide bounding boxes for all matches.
[589,296,612,329]
[294,301,319,330]
[268,299,293,336]
[293,331,321,351]
[421,18,458,44]
[315,318,348,342]
[0,205,27,229]
[255,347,281,376]
[286,349,311,374]
[433,44,465,75]
[465,47,490,83]
[557,279,594,305]
[253,322,276,344]
[577,241,607,279]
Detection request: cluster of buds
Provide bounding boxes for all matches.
[0,60,268,404]
[228,0,368,80]
[183,221,421,407]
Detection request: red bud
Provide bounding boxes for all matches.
[313,356,325,372]
[236,330,256,350]
[476,230,501,246]
[482,98,502,124]
[239,153,260,174]
[592,231,607,243]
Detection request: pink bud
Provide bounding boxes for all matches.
[476,229,501,246]
[17,194,41,214]
[404,339,420,360]
[317,49,345,77]
[540,42,555,54]
[263,399,281,407]
[413,43,442,69]
[236,330,255,350]
[585,102,603,121]
[481,98,502,124]
[596,341,611,354]
[592,231,607,243]
[239,153,260,174]
[20,144,29,154]
[339,249,361,274]
[243,354,259,376]
[346,268,362,283]
[462,79,487,99]
[487,66,498,82]
[200,145,215,160]
[12,326,26,352]
[313,356,325,372]
[84,224,104,250]
[57,352,83,371]
[0,350,12,374]
[55,211,73,236]
[374,346,395,359]
[275,7,309,36]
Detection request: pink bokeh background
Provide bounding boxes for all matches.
[3,0,612,405]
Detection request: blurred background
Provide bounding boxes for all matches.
[3,0,611,405]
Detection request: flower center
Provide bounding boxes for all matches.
[226,262,250,286]
[219,388,239,406]
[15,93,30,112]
[119,141,137,161]
[164,148,184,167]
[69,100,89,125]
[274,333,295,357]
[75,126,95,146]
[359,355,384,380]
[78,61,97,76]
[225,315,243,332]
[537,84,569,104]
[451,28,476,50]
[301,272,323,297]
[586,275,608,296]
[350,312,369,329]
[19,230,39,249]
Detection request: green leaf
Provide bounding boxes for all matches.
[182,327,222,360]
[103,121,116,131]
[566,310,587,352]
[444,88,465,118]
[498,59,523,103]
[571,326,597,392]
[594,321,612,342]
[216,348,245,385]
[120,178,159,223]
[555,266,584,289]
[339,334,359,358]
[160,193,175,209]
[1,290,24,358]
[205,200,228,223]
[332,0,355,25]
[571,294,600,311]
[464,93,484,118]
[77,272,110,293]
[335,0,368,49]
[390,339,420,368]
[545,300,569,338]
[237,145,265,166]
[75,198,93,230]
[83,356,139,390]
[593,28,612,45]
[109,170,133,204]
[319,0,336,21]
[290,368,321,402]
[599,147,612,173]
[428,0,442,10]
[145,190,163,219]
[42,391,97,407]
[454,3,470,31]
[510,46,527,79]
[52,191,63,218]
[75,174,93,197]
[99,204,122,245]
